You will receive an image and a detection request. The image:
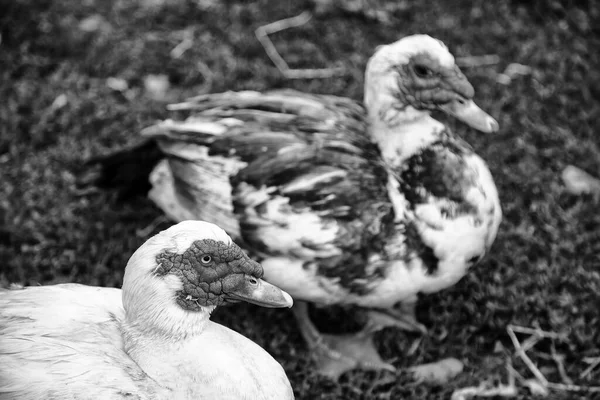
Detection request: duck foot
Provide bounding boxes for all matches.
[311,331,396,380]
[292,302,395,380]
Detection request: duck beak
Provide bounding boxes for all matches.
[226,277,294,308]
[440,98,499,133]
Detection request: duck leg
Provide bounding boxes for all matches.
[292,301,395,380]
[365,297,428,335]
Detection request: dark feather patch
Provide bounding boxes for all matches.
[315,203,395,294]
[75,139,164,199]
[402,221,439,275]
[398,132,478,219]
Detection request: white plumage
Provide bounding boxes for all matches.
[0,221,294,400]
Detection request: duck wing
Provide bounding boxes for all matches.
[0,285,161,399]
[79,90,400,303]
[185,93,396,302]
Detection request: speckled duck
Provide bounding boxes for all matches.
[77,34,502,378]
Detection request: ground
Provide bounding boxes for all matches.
[0,0,599,399]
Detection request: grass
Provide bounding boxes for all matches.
[1,0,599,398]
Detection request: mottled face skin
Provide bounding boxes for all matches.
[154,239,263,310]
[393,52,474,111]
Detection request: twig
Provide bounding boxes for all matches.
[255,11,344,79]
[580,357,600,379]
[546,382,600,393]
[520,333,542,353]
[506,325,549,386]
[456,54,500,68]
[167,27,214,94]
[550,343,573,385]
[193,60,214,95]
[450,382,518,399]
[507,325,600,394]
[508,324,565,340]
[507,360,525,383]
[171,28,195,59]
[450,359,518,399]
[509,360,550,396]
[407,336,422,356]
[506,358,516,387]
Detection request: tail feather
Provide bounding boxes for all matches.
[75,139,164,199]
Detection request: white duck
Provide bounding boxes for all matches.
[77,35,502,378]
[0,220,295,400]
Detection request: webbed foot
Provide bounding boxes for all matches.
[292,302,395,380]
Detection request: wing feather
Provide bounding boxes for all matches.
[0,285,159,399]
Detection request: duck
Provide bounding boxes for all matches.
[0,220,295,400]
[76,34,502,379]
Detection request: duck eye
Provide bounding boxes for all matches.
[201,255,212,264]
[413,64,430,77]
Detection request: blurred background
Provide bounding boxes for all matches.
[0,0,599,398]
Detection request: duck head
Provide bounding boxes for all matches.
[121,220,293,337]
[364,34,498,133]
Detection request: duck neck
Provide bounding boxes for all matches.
[120,249,216,391]
[121,307,214,393]
[367,104,444,169]
[364,79,444,169]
